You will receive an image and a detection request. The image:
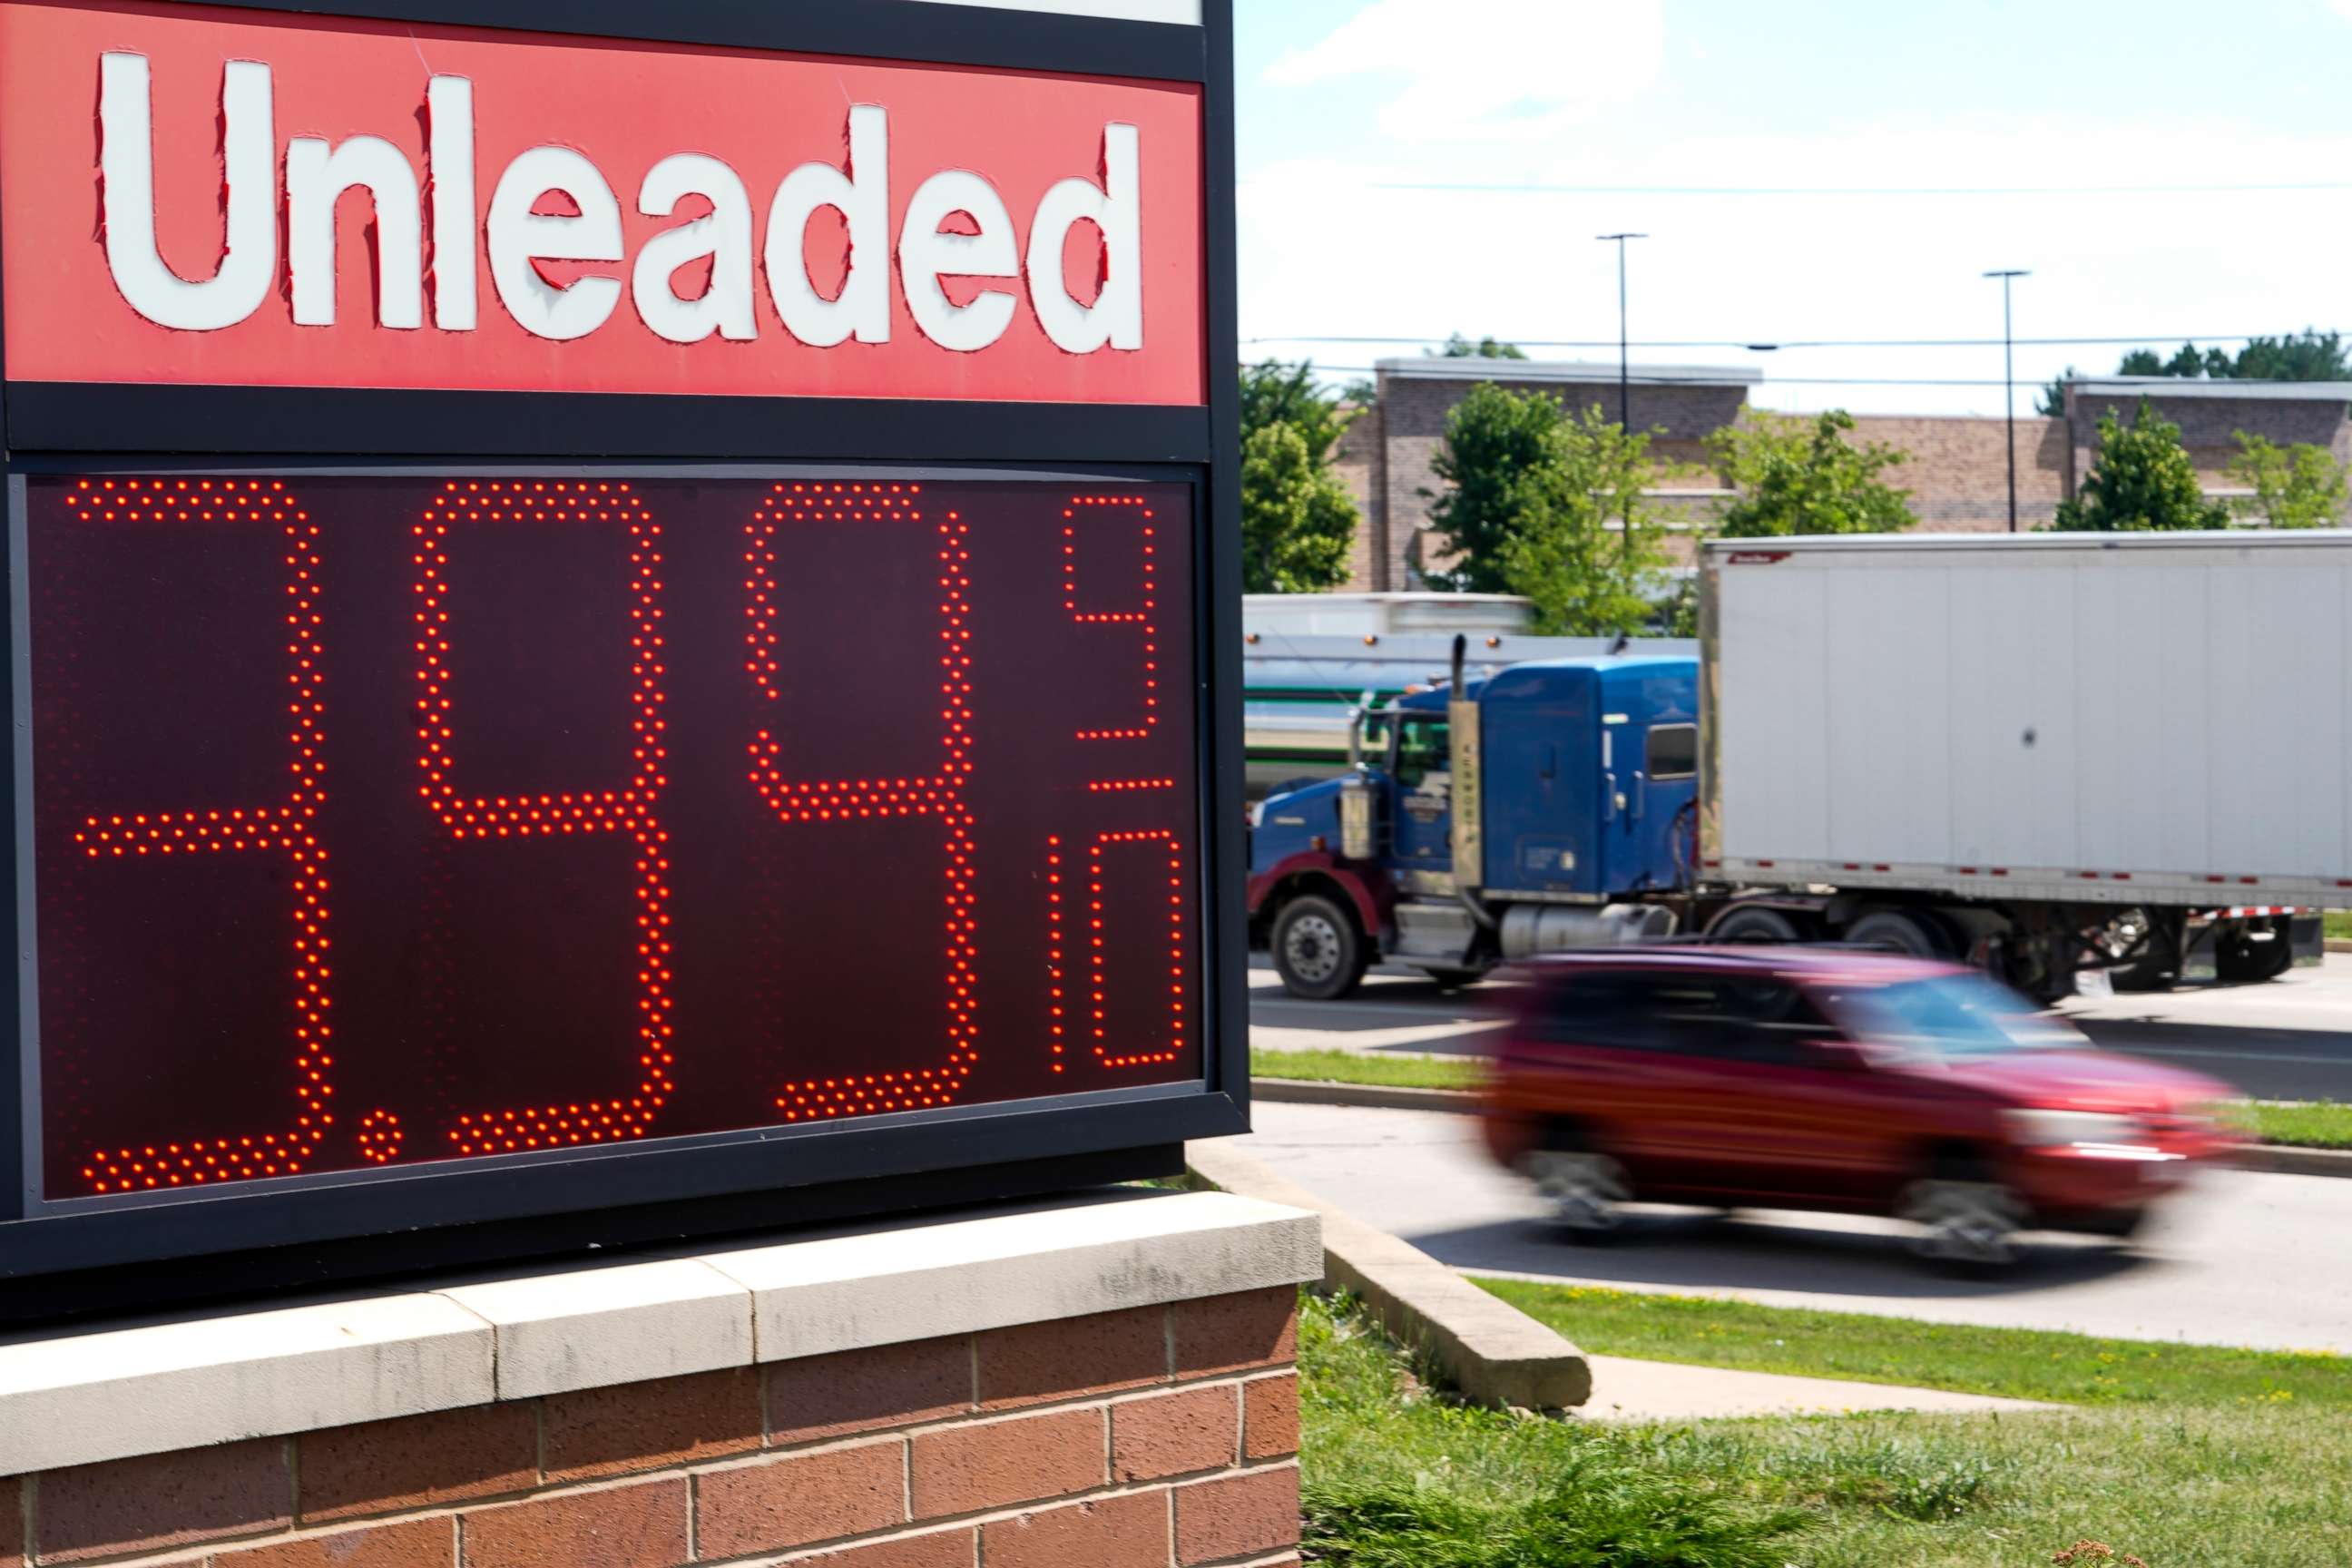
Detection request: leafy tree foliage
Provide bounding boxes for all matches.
[1235,359,1361,593]
[2052,399,2229,532]
[1704,410,1916,537]
[1240,421,1358,592]
[2225,432,2350,529]
[2037,368,2076,417]
[1239,358,1354,464]
[2115,329,2350,383]
[1494,405,1669,635]
[1433,333,1528,360]
[1426,382,1566,593]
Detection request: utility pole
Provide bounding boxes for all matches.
[1984,269,2029,533]
[1598,233,1646,561]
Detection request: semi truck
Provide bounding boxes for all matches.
[1248,532,2345,1000]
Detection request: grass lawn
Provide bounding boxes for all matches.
[1480,1278,2347,1407]
[2221,1099,2352,1150]
[1253,1045,1480,1092]
[2327,910,2350,941]
[1303,1289,2352,1567]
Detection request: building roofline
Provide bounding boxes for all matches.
[2069,376,2352,402]
[1377,357,1763,387]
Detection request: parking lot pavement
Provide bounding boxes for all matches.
[1230,1099,2352,1354]
[1251,954,2352,1102]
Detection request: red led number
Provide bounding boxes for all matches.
[415,482,677,1155]
[68,479,357,1191]
[1049,495,1186,1075]
[1063,495,1161,744]
[1045,829,1189,1073]
[747,485,979,1121]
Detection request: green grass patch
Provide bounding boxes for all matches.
[2326,910,2350,941]
[1305,1289,2352,1566]
[1252,1045,1481,1092]
[2220,1099,2352,1151]
[1479,1278,2349,1408]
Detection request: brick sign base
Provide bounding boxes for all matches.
[1,1285,1301,1568]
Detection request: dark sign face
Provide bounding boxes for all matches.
[26,474,1201,1199]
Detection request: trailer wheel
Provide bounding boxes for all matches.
[1270,894,1368,1001]
[2217,919,2296,985]
[1847,908,1955,959]
[1707,906,1803,945]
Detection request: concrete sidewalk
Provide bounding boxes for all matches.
[1579,1355,2053,1422]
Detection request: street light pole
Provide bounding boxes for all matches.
[1985,269,2029,533]
[1599,233,1646,562]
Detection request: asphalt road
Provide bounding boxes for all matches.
[1230,1100,2352,1353]
[1251,953,2352,1103]
[1242,955,2352,1351]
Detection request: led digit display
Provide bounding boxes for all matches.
[26,475,1201,1199]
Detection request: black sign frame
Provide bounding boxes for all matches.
[0,0,1245,1308]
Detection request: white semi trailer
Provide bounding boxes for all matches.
[1698,531,2345,998]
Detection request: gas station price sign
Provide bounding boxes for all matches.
[0,0,1243,1289]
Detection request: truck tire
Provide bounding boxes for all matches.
[1270,894,1368,1001]
[1847,908,1954,959]
[1706,906,1803,945]
[2217,919,2295,985]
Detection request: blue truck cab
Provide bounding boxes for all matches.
[1247,651,1701,998]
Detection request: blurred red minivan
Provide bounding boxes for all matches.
[1480,947,2234,1265]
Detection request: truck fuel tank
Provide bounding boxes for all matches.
[1499,901,1676,960]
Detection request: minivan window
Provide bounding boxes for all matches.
[1533,970,1839,1063]
[1646,723,1698,780]
[1828,974,2085,1062]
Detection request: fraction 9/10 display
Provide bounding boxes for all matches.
[27,475,1201,1199]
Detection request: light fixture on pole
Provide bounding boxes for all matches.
[1984,269,2029,533]
[1598,233,1646,560]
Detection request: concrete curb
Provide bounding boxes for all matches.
[2328,937,2352,956]
[1186,1139,1592,1411]
[2230,1142,2352,1179]
[1258,1078,2352,1181]
[1254,1077,1480,1113]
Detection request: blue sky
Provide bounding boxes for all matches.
[1234,0,2352,415]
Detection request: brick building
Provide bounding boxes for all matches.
[1333,359,2352,590]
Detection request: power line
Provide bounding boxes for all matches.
[1241,332,2336,351]
[1264,365,2074,387]
[1328,179,2352,198]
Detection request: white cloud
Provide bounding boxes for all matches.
[1264,0,1664,142]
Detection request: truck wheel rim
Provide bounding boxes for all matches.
[1525,1152,1630,1230]
[1284,914,1342,984]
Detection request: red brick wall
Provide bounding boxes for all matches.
[0,1289,1302,1568]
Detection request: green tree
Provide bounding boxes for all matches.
[1494,405,1668,635]
[1240,421,1357,593]
[2037,368,2076,417]
[2225,432,2349,528]
[2052,398,2229,531]
[1425,381,1567,592]
[1433,332,1527,360]
[1236,359,1362,592]
[1239,358,1353,465]
[1705,409,1916,537]
[2112,329,2349,383]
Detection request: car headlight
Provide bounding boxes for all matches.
[2001,1108,2142,1149]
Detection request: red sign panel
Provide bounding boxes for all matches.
[30,473,1201,1194]
[0,1,1207,405]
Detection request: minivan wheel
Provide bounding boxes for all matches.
[1523,1150,1632,1237]
[1899,1179,2026,1269]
